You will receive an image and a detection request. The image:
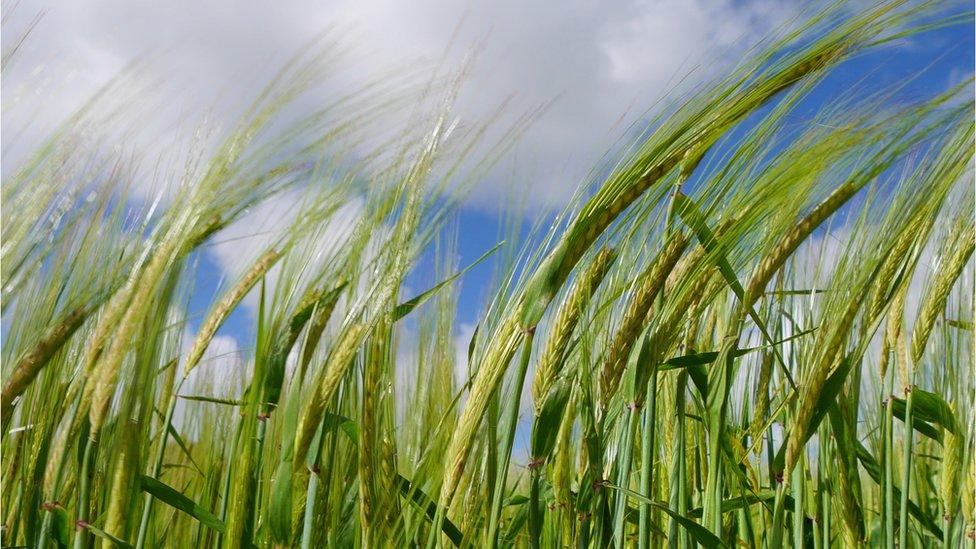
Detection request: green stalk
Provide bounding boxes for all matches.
[486,397,499,530]
[819,429,831,548]
[38,394,86,549]
[487,330,535,547]
[299,415,329,549]
[72,436,96,549]
[576,358,603,549]
[770,479,787,549]
[813,454,822,549]
[668,371,688,549]
[771,370,797,548]
[135,379,184,549]
[38,509,52,549]
[300,470,319,549]
[637,368,658,549]
[898,376,916,549]
[792,453,804,547]
[251,419,269,538]
[612,406,639,548]
[216,423,240,547]
[883,373,895,547]
[704,421,725,535]
[591,484,609,549]
[764,421,776,549]
[736,484,756,547]
[704,331,743,537]
[9,482,22,544]
[528,458,543,548]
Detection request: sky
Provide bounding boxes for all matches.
[2,0,805,204]
[2,1,973,397]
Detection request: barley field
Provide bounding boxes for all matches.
[2,1,974,547]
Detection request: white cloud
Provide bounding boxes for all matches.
[169,326,245,437]
[206,190,363,311]
[2,0,798,212]
[601,0,791,85]
[180,332,245,398]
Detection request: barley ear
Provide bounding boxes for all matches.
[293,323,366,467]
[910,229,975,367]
[183,249,281,378]
[533,246,615,409]
[940,403,962,520]
[601,234,687,401]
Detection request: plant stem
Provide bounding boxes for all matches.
[611,406,638,548]
[792,453,804,547]
[819,430,831,548]
[487,329,535,547]
[670,371,688,549]
[135,380,183,549]
[72,436,96,549]
[770,480,787,549]
[898,376,915,549]
[883,373,895,547]
[529,460,543,548]
[300,469,319,549]
[638,368,658,549]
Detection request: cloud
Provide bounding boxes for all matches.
[181,333,245,395]
[3,0,797,212]
[2,0,800,328]
[205,190,363,311]
[170,325,245,437]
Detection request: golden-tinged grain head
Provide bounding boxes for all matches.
[940,404,963,519]
[533,246,616,410]
[183,249,281,378]
[910,226,975,368]
[600,234,688,402]
[293,322,366,466]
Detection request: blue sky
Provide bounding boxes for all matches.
[2,0,973,374]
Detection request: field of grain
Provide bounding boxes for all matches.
[2,1,974,547]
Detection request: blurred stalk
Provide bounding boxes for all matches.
[72,436,96,549]
[898,373,916,549]
[300,467,319,549]
[487,329,535,547]
[135,378,184,548]
[792,453,804,547]
[611,406,639,547]
[668,371,688,549]
[637,368,658,549]
[883,371,895,547]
